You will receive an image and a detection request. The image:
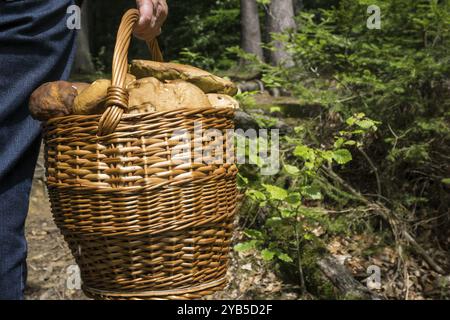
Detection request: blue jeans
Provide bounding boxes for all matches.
[0,0,76,299]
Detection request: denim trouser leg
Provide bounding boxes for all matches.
[0,0,76,299]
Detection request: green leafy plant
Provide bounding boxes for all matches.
[235,113,378,293]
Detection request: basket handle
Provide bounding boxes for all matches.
[98,9,163,136]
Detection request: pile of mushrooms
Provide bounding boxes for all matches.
[29,61,239,121]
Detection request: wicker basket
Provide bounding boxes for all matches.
[43,9,238,300]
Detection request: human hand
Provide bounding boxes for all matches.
[134,0,168,41]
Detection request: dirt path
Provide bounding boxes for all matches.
[25,178,88,300]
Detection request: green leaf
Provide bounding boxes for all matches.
[344,140,357,146]
[261,249,276,261]
[237,173,248,187]
[263,184,288,201]
[249,153,264,168]
[294,145,316,164]
[294,126,304,134]
[270,106,281,113]
[355,119,375,129]
[281,209,297,218]
[286,192,302,205]
[321,150,334,163]
[234,240,258,252]
[244,229,264,239]
[294,145,310,158]
[284,164,300,176]
[303,233,314,240]
[247,189,266,202]
[334,137,345,149]
[333,149,353,164]
[441,178,450,185]
[302,185,322,200]
[346,116,356,126]
[277,252,293,263]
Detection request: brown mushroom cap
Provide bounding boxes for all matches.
[127,77,212,114]
[130,60,238,96]
[29,81,77,121]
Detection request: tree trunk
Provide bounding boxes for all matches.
[240,0,264,62]
[72,0,95,74]
[266,0,296,67]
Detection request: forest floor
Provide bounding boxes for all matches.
[25,177,87,300]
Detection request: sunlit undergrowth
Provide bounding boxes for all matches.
[232,0,449,298]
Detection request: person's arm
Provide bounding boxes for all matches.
[134,0,168,41]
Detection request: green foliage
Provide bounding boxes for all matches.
[161,0,240,69]
[262,184,288,201]
[235,113,377,290]
[175,49,216,71]
[240,0,449,218]
[233,2,449,296]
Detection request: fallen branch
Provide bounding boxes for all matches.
[402,230,446,275]
[317,255,383,300]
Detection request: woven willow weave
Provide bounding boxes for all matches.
[43,9,237,300]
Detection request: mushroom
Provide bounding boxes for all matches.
[73,79,111,115]
[125,73,136,86]
[71,82,90,94]
[29,81,78,121]
[127,77,212,114]
[130,60,238,96]
[207,94,240,109]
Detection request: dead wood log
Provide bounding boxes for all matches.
[317,255,383,300]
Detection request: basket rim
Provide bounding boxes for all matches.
[45,106,235,126]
